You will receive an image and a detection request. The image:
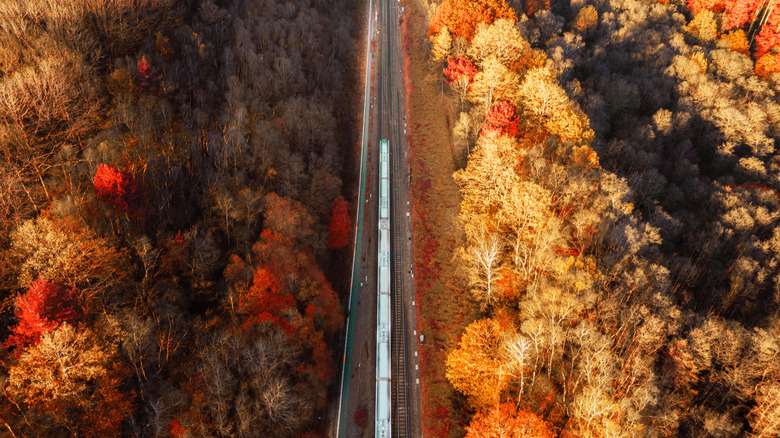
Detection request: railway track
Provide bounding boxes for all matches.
[383,0,409,434]
[376,0,412,434]
[337,0,417,433]
[391,134,408,438]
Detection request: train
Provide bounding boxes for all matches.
[376,138,392,437]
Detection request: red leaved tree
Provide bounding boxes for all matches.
[523,0,550,16]
[444,56,479,105]
[465,403,556,438]
[328,195,351,250]
[93,163,147,215]
[429,0,517,42]
[481,100,520,137]
[755,20,780,57]
[4,278,79,350]
[444,56,479,83]
[239,266,294,316]
[137,55,161,94]
[170,417,188,437]
[723,0,763,29]
[312,338,336,382]
[252,229,344,335]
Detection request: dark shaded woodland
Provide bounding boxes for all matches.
[0,0,357,436]
[556,0,780,433]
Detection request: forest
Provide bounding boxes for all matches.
[0,0,357,436]
[419,0,780,435]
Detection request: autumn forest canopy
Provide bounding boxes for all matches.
[1,0,780,435]
[422,0,780,434]
[0,0,356,436]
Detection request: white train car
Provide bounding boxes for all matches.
[376,138,392,437]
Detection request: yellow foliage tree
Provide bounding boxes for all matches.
[518,67,570,120]
[546,106,593,142]
[11,218,130,312]
[496,181,552,240]
[520,282,584,378]
[497,181,556,290]
[684,9,718,42]
[468,19,531,69]
[454,132,524,220]
[8,324,110,404]
[468,56,521,111]
[690,51,708,73]
[6,323,132,437]
[431,27,453,62]
[517,67,593,142]
[749,381,780,438]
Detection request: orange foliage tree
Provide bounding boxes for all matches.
[263,192,318,245]
[4,278,79,351]
[686,0,723,14]
[238,229,344,387]
[755,53,780,77]
[721,29,750,54]
[522,0,550,16]
[429,0,517,42]
[327,195,351,249]
[78,363,134,438]
[445,318,512,408]
[465,403,556,438]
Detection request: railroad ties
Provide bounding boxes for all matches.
[391,251,408,437]
[391,134,408,438]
